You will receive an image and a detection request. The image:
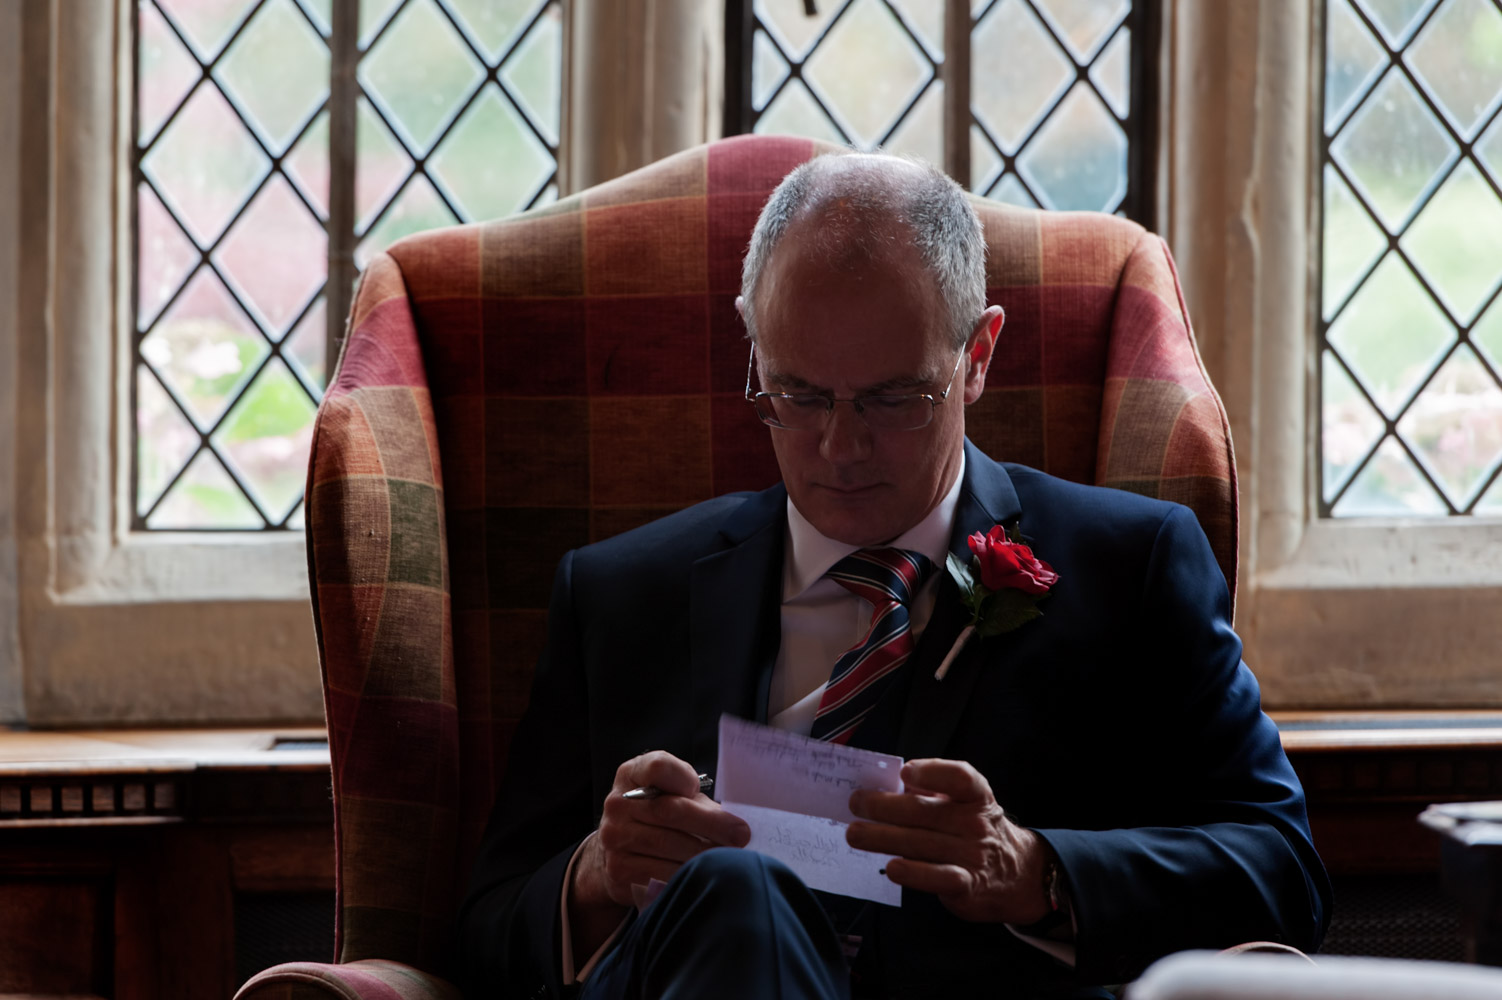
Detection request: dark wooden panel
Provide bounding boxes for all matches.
[0,878,112,996]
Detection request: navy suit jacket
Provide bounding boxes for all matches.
[459,441,1332,998]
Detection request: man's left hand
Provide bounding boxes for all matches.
[846,758,1051,925]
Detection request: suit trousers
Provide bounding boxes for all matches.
[579,848,851,1000]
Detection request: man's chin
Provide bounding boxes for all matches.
[797,488,908,547]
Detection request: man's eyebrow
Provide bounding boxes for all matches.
[762,370,933,395]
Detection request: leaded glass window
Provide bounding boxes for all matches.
[1320,0,1502,516]
[134,0,561,530]
[726,0,1157,218]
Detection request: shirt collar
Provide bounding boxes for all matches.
[783,450,966,600]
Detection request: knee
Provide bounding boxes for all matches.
[674,847,792,897]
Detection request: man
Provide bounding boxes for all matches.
[460,153,1331,999]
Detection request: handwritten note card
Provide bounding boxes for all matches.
[715,714,904,905]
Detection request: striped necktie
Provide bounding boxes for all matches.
[810,547,936,745]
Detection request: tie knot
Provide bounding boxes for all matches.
[827,548,935,607]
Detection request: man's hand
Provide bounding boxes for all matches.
[846,758,1051,925]
[568,751,750,954]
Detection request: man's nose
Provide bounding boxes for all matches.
[818,401,873,465]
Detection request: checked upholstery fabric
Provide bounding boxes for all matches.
[235,134,1237,998]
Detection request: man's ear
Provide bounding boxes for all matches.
[734,295,746,318]
[962,306,1003,405]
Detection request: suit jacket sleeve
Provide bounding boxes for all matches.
[459,549,596,999]
[1034,505,1331,983]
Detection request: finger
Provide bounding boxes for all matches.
[641,795,751,848]
[880,857,973,897]
[849,788,975,834]
[603,818,716,865]
[900,758,993,804]
[616,751,702,798]
[846,820,975,866]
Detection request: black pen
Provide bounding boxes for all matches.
[623,773,714,800]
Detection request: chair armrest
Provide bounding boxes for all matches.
[234,959,461,1000]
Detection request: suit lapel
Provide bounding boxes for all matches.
[688,486,787,777]
[897,442,1022,762]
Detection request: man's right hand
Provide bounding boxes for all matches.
[568,751,750,954]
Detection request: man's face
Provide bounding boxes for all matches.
[746,228,995,547]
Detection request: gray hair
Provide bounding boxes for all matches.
[739,153,986,349]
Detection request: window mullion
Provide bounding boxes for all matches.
[327,0,360,379]
[943,0,971,186]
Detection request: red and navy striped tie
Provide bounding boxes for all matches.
[810,548,936,745]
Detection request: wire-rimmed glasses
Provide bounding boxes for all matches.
[743,343,966,432]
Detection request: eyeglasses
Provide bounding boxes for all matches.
[743,343,967,432]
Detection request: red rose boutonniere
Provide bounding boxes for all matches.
[934,523,1059,680]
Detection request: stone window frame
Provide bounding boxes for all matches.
[3,0,1495,727]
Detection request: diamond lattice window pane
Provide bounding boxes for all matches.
[1323,164,1388,321]
[286,297,327,389]
[356,175,460,268]
[359,0,404,47]
[756,0,850,61]
[431,84,553,221]
[971,126,1003,193]
[1475,472,1502,512]
[359,0,485,155]
[803,0,933,148]
[142,84,271,247]
[138,185,200,328]
[1332,435,1449,514]
[1397,345,1502,506]
[1357,0,1442,47]
[990,173,1041,209]
[213,175,328,336]
[147,449,265,528]
[755,79,846,145]
[214,0,328,155]
[972,0,1074,153]
[356,97,414,234]
[138,1,202,144]
[157,0,256,60]
[1329,69,1458,232]
[1090,25,1130,118]
[1475,296,1502,371]
[299,0,331,35]
[1034,0,1128,62]
[1323,351,1387,501]
[1400,160,1502,323]
[445,0,542,62]
[144,268,271,430]
[1406,0,1502,140]
[884,81,943,164]
[1328,252,1456,417]
[890,0,944,57]
[1018,84,1127,211]
[211,358,318,523]
[753,28,791,111]
[136,367,199,515]
[1479,114,1502,184]
[1327,0,1388,131]
[285,109,330,218]
[499,3,562,145]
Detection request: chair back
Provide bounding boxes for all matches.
[305,134,1235,974]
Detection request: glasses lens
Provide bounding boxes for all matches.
[759,394,828,428]
[860,396,934,430]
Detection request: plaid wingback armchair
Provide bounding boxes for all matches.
[234,134,1235,999]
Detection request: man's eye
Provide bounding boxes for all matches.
[864,396,915,410]
[785,395,827,409]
